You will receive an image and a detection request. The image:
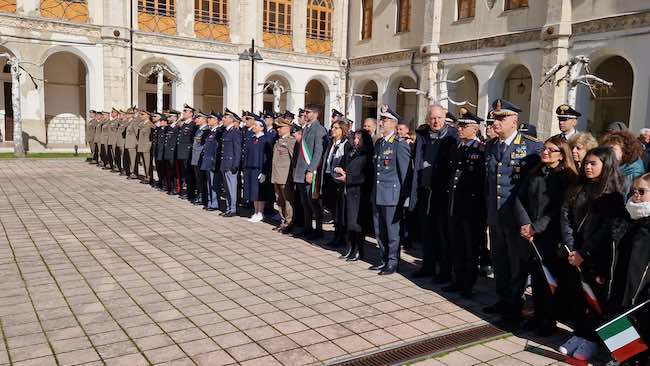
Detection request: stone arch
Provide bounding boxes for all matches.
[136,59,180,112]
[263,73,293,113]
[446,67,479,116]
[43,51,88,147]
[586,55,634,136]
[386,73,418,127]
[490,61,533,123]
[192,64,228,113]
[354,79,379,124]
[305,78,328,122]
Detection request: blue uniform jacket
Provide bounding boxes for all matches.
[220,126,242,172]
[245,133,272,174]
[485,132,542,226]
[201,126,223,172]
[372,134,412,206]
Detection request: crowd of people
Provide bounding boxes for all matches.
[84,100,650,365]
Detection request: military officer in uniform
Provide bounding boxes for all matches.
[272,111,297,233]
[137,112,155,184]
[442,108,486,298]
[371,105,411,275]
[220,109,242,217]
[177,105,197,200]
[107,108,120,172]
[121,108,136,176]
[262,111,277,141]
[190,112,210,206]
[154,115,168,190]
[100,111,112,169]
[93,112,105,166]
[164,111,180,193]
[86,110,97,163]
[125,109,140,179]
[115,110,127,175]
[201,112,224,210]
[552,104,581,141]
[483,99,542,321]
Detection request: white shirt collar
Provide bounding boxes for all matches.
[226,125,233,130]
[383,132,395,142]
[563,129,577,139]
[254,132,264,138]
[501,130,518,146]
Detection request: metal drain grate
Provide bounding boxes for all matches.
[330,324,507,366]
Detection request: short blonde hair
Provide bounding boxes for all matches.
[569,132,598,151]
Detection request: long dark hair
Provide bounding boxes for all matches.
[353,129,374,156]
[569,147,625,204]
[533,135,579,177]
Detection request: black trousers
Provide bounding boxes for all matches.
[114,146,123,172]
[449,214,482,291]
[100,144,107,166]
[123,148,131,176]
[106,146,114,169]
[193,165,205,203]
[166,160,177,193]
[184,160,197,200]
[296,183,323,232]
[416,189,450,279]
[529,242,560,326]
[92,143,99,163]
[155,159,165,189]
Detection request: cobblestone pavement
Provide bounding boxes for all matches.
[0,160,571,365]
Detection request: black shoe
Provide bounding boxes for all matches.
[379,266,396,275]
[280,225,294,234]
[346,251,360,261]
[483,301,506,314]
[461,290,474,299]
[305,230,324,241]
[207,207,218,211]
[222,212,235,217]
[411,268,433,279]
[327,238,344,247]
[293,229,313,238]
[442,284,461,293]
[536,322,557,337]
[369,263,385,271]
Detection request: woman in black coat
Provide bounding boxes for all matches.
[515,136,578,336]
[335,130,374,261]
[558,147,628,361]
[322,121,351,246]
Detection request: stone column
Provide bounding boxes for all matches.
[176,0,194,38]
[332,0,348,59]
[292,0,307,53]
[16,0,39,16]
[537,0,572,138]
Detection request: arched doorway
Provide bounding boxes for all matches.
[502,65,532,122]
[193,68,225,113]
[263,75,290,113]
[447,69,478,116]
[138,62,174,112]
[0,48,14,142]
[394,76,417,127]
[44,51,87,146]
[305,79,327,121]
[358,80,378,122]
[589,56,633,136]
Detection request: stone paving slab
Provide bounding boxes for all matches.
[0,160,569,365]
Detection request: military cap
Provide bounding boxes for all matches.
[195,111,208,118]
[445,112,457,124]
[491,99,522,116]
[261,110,275,119]
[298,108,305,117]
[89,109,97,114]
[209,111,223,120]
[275,119,292,128]
[243,111,262,121]
[168,109,181,116]
[291,124,303,134]
[556,104,581,120]
[224,108,241,121]
[331,109,344,120]
[342,117,354,125]
[183,104,195,112]
[111,107,120,113]
[281,110,295,121]
[379,105,402,121]
[606,121,628,132]
[456,107,483,125]
[158,114,168,121]
[518,123,537,138]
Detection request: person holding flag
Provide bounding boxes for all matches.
[515,135,578,336]
[559,147,629,361]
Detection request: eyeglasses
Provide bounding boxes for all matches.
[332,126,341,130]
[632,188,648,196]
[543,147,561,153]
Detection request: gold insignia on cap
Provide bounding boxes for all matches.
[560,104,569,112]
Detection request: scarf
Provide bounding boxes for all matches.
[626,198,650,220]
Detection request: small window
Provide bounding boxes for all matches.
[195,0,228,24]
[307,0,333,41]
[264,0,292,35]
[396,0,410,33]
[361,0,372,40]
[505,0,528,10]
[457,0,474,20]
[138,0,175,17]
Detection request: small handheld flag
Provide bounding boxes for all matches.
[530,239,557,294]
[564,245,602,315]
[596,300,650,363]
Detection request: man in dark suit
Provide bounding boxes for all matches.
[220,109,242,217]
[190,112,210,205]
[177,105,197,200]
[371,105,411,275]
[201,112,223,210]
[483,99,542,321]
[163,111,180,194]
[442,108,486,298]
[154,115,168,190]
[410,104,459,283]
[292,104,328,240]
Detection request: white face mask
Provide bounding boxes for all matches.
[625,198,650,220]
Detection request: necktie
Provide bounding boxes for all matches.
[499,142,507,161]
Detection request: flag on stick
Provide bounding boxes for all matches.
[530,239,557,294]
[563,245,603,315]
[596,300,650,363]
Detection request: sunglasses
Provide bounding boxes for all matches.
[632,188,648,196]
[542,147,561,153]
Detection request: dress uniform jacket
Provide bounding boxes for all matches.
[243,133,273,201]
[190,126,210,167]
[93,120,103,145]
[154,126,168,161]
[176,120,196,161]
[107,119,119,147]
[447,139,486,218]
[116,120,128,149]
[373,134,411,206]
[86,119,97,145]
[163,123,180,161]
[136,120,154,153]
[124,118,139,149]
[271,134,296,185]
[200,127,223,172]
[485,132,542,225]
[100,121,110,146]
[219,127,242,172]
[241,128,253,169]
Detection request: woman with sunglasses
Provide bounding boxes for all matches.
[558,147,628,361]
[515,136,578,336]
[321,120,351,247]
[607,173,650,365]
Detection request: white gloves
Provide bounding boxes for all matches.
[258,173,266,183]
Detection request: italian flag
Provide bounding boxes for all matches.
[596,301,649,363]
[300,139,317,193]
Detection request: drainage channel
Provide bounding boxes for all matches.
[329,324,508,366]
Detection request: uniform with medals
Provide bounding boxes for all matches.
[271,112,297,233]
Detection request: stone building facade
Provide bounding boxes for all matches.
[1,0,649,151]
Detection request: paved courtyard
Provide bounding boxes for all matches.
[0,160,574,366]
